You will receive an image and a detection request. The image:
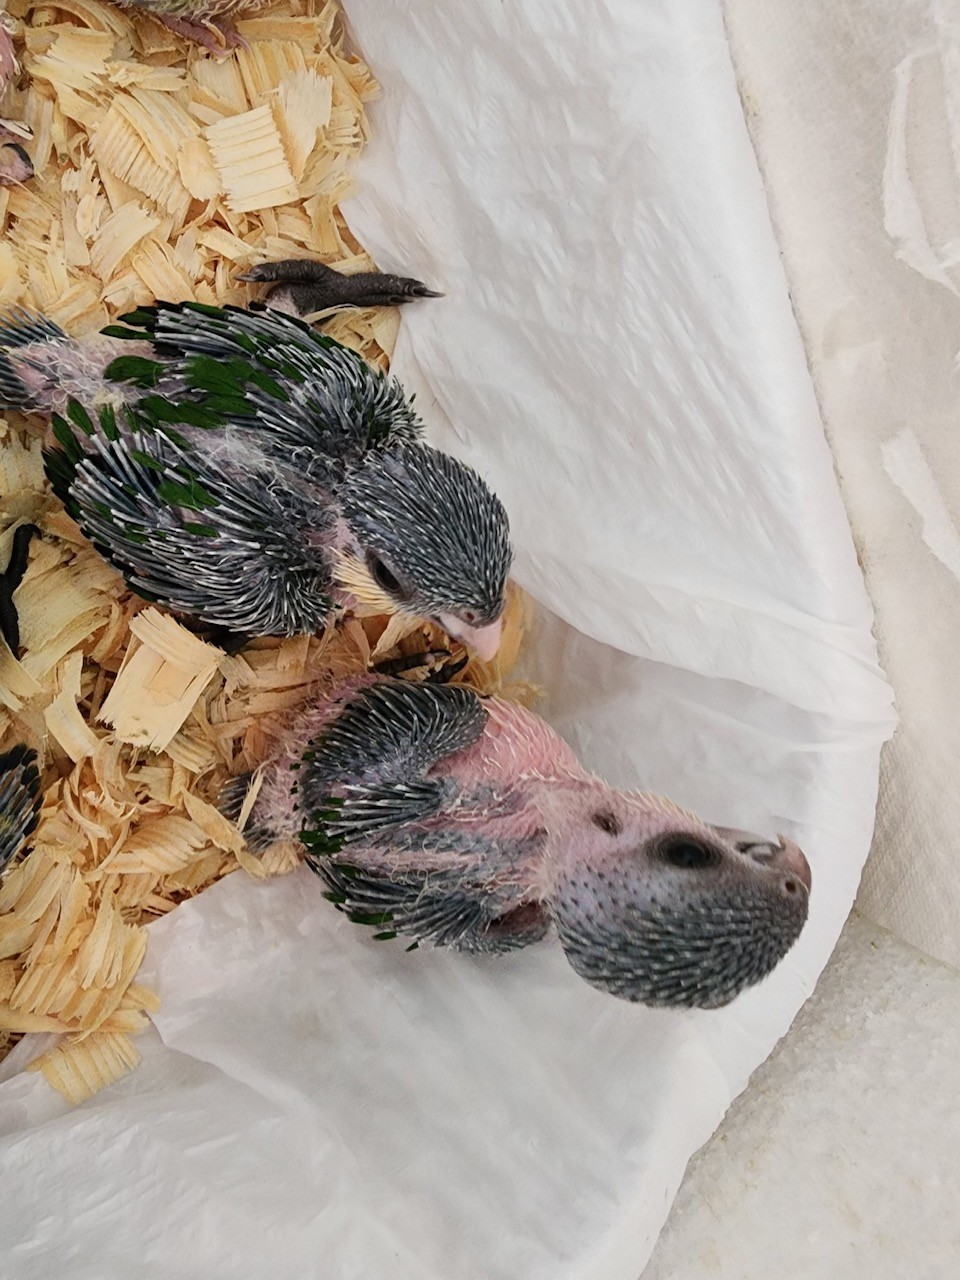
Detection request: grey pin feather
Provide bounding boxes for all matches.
[0,745,42,876]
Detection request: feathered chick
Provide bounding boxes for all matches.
[0,744,41,878]
[0,15,33,187]
[0,288,511,658]
[227,676,812,1009]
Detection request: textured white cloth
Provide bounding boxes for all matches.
[723,0,960,968]
[0,3,896,1278]
[644,914,960,1279]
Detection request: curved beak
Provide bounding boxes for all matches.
[436,613,503,663]
[711,827,812,893]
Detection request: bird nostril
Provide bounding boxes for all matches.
[783,877,800,896]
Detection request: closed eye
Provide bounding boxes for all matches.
[592,810,621,836]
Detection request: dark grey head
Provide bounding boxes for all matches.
[338,442,513,659]
[546,801,812,1009]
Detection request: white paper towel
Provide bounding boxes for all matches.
[722,0,960,970]
[0,2,897,1277]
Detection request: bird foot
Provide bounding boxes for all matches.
[156,14,247,55]
[191,623,252,655]
[236,259,443,319]
[0,523,39,655]
[371,649,469,684]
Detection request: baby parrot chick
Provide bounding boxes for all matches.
[226,677,812,1009]
[0,279,511,658]
[0,744,41,877]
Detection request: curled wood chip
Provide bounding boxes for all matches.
[273,68,333,181]
[43,652,101,762]
[99,610,223,752]
[204,103,299,213]
[29,1029,142,1105]
[90,201,162,281]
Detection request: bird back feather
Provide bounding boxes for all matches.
[102,301,423,469]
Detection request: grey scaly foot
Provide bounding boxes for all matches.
[0,523,39,655]
[236,260,443,319]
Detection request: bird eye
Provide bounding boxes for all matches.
[367,554,401,596]
[659,837,722,871]
[592,810,621,836]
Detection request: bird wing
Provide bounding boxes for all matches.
[0,744,41,875]
[310,850,549,953]
[298,679,488,845]
[44,400,333,636]
[299,680,550,952]
[100,301,423,468]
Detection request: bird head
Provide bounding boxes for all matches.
[543,790,811,1009]
[334,443,512,661]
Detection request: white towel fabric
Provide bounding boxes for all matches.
[0,3,897,1278]
[723,0,960,968]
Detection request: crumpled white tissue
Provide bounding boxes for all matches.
[0,2,896,1278]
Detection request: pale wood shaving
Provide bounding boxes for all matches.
[1,0,385,335]
[99,610,224,751]
[205,103,299,212]
[0,0,532,1108]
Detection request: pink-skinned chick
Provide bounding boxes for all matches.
[222,675,812,1009]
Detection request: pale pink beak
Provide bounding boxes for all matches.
[436,613,503,663]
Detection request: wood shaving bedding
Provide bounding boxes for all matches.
[0,0,531,1102]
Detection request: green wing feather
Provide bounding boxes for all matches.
[103,301,423,465]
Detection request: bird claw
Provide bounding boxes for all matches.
[236,259,443,319]
[156,14,247,55]
[0,523,40,655]
[192,623,252,655]
[371,649,468,684]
